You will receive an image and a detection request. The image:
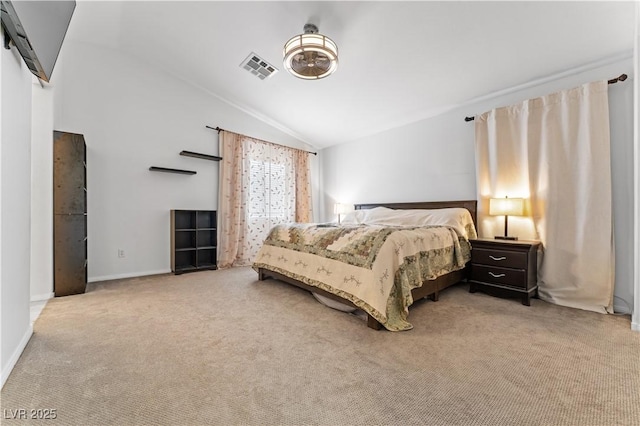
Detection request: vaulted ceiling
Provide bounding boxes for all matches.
[65,1,635,148]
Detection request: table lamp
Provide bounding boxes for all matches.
[489,196,524,240]
[334,203,349,225]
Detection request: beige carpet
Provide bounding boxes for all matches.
[2,267,639,425]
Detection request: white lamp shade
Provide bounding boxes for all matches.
[334,203,350,215]
[489,197,524,216]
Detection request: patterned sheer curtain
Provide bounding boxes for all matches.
[474,81,614,313]
[218,131,312,268]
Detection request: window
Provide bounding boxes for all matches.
[218,130,311,268]
[248,160,287,220]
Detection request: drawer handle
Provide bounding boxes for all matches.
[489,256,507,261]
[488,272,506,278]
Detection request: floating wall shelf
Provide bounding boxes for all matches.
[149,166,196,175]
[180,150,222,161]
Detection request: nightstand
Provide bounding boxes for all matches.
[468,238,541,306]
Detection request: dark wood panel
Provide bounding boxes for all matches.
[53,131,86,215]
[196,249,217,268]
[471,248,527,269]
[53,131,87,297]
[174,230,196,250]
[54,214,87,296]
[197,229,217,248]
[471,265,526,288]
[174,210,196,229]
[196,211,216,228]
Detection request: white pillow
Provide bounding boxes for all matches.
[343,207,476,239]
[339,208,370,225]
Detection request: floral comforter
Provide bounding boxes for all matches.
[252,223,472,331]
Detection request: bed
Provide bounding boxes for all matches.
[253,200,478,331]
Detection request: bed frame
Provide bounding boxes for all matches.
[257,200,478,330]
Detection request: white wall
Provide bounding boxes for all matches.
[633,4,640,331]
[1,39,34,387]
[609,67,635,315]
[30,80,54,302]
[54,41,316,282]
[321,56,635,315]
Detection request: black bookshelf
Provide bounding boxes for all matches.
[171,210,217,274]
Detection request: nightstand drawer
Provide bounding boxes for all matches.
[471,265,526,288]
[471,248,527,269]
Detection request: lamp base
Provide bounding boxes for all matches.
[495,235,518,241]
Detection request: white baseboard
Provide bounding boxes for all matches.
[632,321,639,332]
[88,269,171,283]
[613,302,633,315]
[1,325,33,389]
[30,292,54,302]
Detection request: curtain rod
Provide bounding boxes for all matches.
[463,73,628,122]
[206,125,318,155]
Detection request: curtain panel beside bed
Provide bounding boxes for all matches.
[474,80,614,313]
[217,131,312,268]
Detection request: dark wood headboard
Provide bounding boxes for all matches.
[354,200,478,229]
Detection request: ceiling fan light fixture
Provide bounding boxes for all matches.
[283,23,338,80]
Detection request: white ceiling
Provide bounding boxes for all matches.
[66,1,635,148]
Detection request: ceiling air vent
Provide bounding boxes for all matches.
[240,52,278,80]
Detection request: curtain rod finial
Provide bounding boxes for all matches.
[608,74,628,84]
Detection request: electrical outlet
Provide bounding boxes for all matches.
[118,249,125,258]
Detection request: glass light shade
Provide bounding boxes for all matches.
[489,197,524,216]
[283,30,339,80]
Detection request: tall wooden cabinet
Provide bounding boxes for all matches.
[53,131,87,296]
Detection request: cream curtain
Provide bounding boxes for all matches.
[217,131,312,268]
[474,81,614,313]
[218,131,245,269]
[294,150,312,223]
